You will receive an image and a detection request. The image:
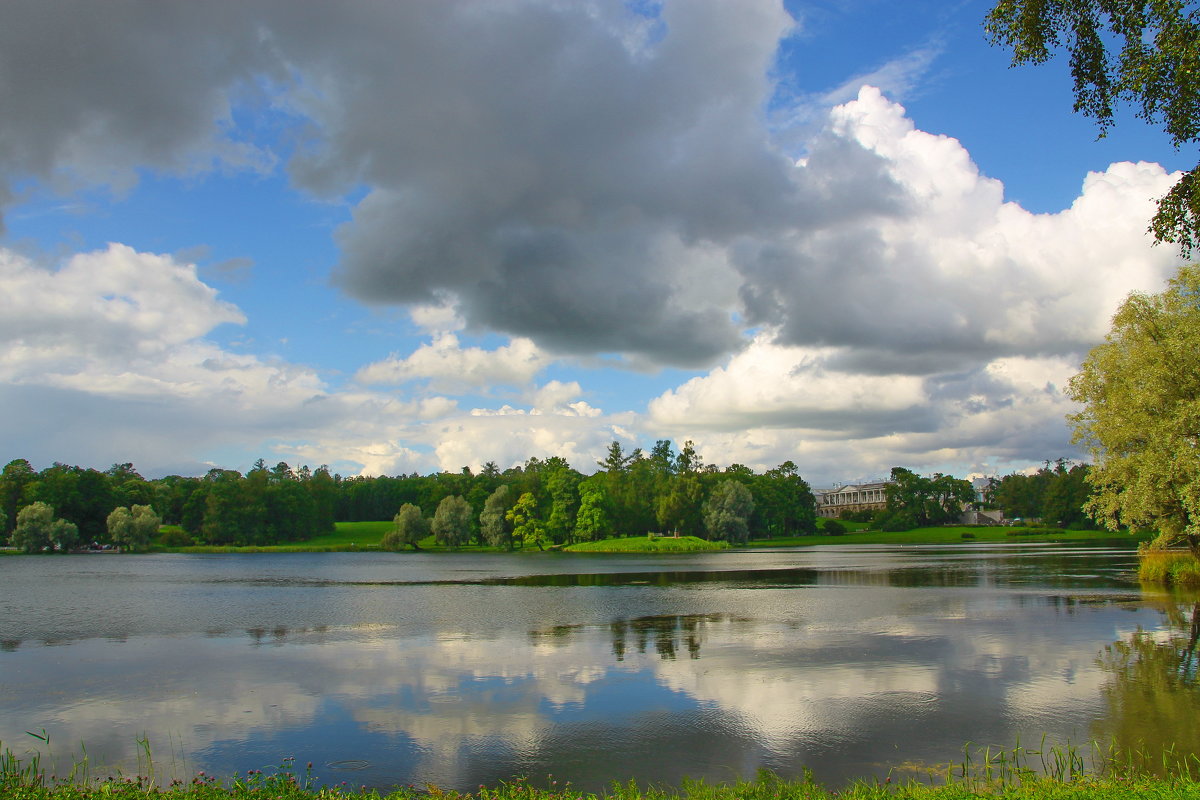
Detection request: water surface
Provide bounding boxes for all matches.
[2,542,1196,790]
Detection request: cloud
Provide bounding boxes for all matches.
[0,1,1190,483]
[735,88,1183,365]
[0,0,275,220]
[647,335,1084,483]
[355,334,548,392]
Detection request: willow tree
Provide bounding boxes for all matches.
[1068,265,1200,554]
[986,0,1200,251]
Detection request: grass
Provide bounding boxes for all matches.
[5,738,1200,800]
[564,536,730,553]
[155,522,510,554]
[1137,550,1200,587]
[140,523,1145,555]
[746,526,1151,548]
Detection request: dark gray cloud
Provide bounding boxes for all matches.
[0,0,897,367]
[0,0,1180,375]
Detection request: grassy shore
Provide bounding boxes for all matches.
[564,536,729,553]
[1136,549,1200,587]
[745,526,1150,548]
[143,523,1144,555]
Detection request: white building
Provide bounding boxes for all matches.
[815,481,890,519]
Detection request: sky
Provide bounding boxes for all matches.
[0,0,1191,486]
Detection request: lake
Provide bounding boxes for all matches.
[2,542,1198,791]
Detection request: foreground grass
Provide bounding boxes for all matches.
[6,739,1200,800]
[564,536,730,553]
[746,526,1150,548]
[4,768,1200,800]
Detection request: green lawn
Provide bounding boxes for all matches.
[564,535,730,553]
[157,521,515,554]
[146,522,1146,554]
[747,526,1149,548]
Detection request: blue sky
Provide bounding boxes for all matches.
[0,0,1188,486]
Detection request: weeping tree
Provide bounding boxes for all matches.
[703,479,755,544]
[382,503,429,551]
[432,495,472,549]
[12,502,78,553]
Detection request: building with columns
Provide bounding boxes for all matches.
[815,481,890,518]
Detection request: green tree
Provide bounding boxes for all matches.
[382,503,429,551]
[574,477,610,542]
[703,479,755,544]
[12,501,78,553]
[0,458,36,539]
[480,485,514,549]
[656,474,704,537]
[432,495,472,549]
[986,0,1200,251]
[107,504,161,552]
[506,491,546,550]
[883,467,975,530]
[544,464,581,544]
[1068,265,1200,554]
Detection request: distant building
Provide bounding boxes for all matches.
[815,481,890,519]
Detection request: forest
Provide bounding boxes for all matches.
[0,443,1093,552]
[0,441,818,550]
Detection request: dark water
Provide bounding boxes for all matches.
[2,542,1198,791]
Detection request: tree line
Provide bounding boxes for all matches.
[0,440,819,550]
[985,460,1094,529]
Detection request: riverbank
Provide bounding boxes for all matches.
[564,535,729,553]
[141,523,1144,555]
[746,526,1152,548]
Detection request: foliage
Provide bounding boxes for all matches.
[157,526,194,548]
[573,477,609,542]
[702,479,755,544]
[989,460,1093,526]
[1068,265,1200,555]
[986,0,1200,252]
[106,504,161,552]
[656,474,704,537]
[0,441,822,552]
[821,519,847,536]
[432,495,472,549]
[544,463,581,544]
[479,485,514,549]
[881,467,975,530]
[12,501,79,553]
[382,503,429,551]
[0,457,36,538]
[506,492,546,550]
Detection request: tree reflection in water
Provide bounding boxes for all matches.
[1092,596,1200,772]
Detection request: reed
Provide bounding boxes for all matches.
[1137,550,1200,587]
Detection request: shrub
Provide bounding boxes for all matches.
[159,528,194,548]
[878,510,919,532]
[821,519,846,536]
